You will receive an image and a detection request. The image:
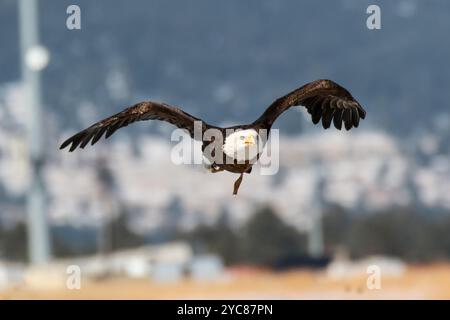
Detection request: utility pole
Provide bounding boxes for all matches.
[307,165,325,257]
[307,208,324,257]
[18,0,51,264]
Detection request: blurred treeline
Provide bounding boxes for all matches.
[1,206,450,265]
[177,206,450,265]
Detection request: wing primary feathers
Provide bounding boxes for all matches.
[352,108,360,128]
[333,109,344,130]
[79,131,95,149]
[358,106,366,119]
[322,106,334,129]
[311,104,322,124]
[343,109,353,131]
[345,121,353,131]
[91,127,107,145]
[68,135,82,152]
[59,137,73,150]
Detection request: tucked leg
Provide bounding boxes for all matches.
[233,173,244,195]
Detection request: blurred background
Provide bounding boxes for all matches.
[0,0,449,299]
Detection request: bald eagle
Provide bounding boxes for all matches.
[60,79,366,195]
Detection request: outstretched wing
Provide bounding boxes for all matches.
[254,79,366,130]
[60,101,211,152]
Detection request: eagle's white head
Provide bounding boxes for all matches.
[222,129,259,161]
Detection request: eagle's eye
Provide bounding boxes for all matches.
[240,136,245,140]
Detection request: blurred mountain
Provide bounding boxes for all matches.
[0,1,449,237]
[1,0,449,138]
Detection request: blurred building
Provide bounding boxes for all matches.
[3,241,224,291]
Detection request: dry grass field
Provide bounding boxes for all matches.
[1,264,450,300]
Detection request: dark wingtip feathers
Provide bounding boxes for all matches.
[333,109,344,130]
[311,106,322,124]
[321,107,334,129]
[59,139,71,150]
[59,135,81,152]
[60,127,106,152]
[359,106,367,119]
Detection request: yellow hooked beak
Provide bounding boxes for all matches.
[243,135,255,146]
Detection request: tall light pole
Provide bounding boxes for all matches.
[18,0,51,264]
[307,164,325,258]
